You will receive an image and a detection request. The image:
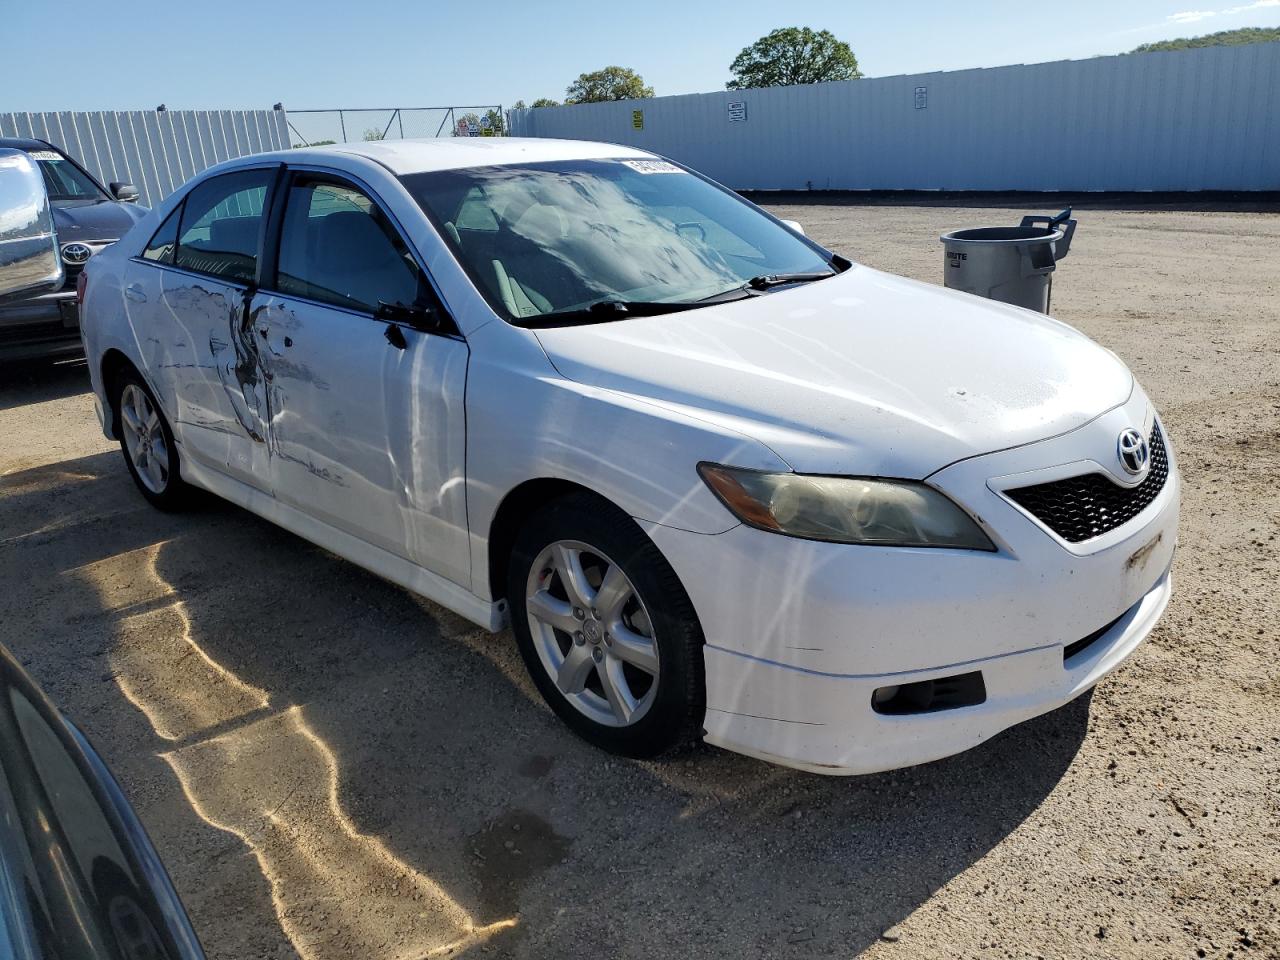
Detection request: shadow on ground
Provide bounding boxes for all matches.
[0,448,1094,959]
[0,358,90,412]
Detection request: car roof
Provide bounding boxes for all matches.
[0,136,54,152]
[276,137,658,175]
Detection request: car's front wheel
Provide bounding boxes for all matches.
[114,371,189,510]
[508,492,705,758]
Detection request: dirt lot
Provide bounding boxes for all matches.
[1,200,1277,960]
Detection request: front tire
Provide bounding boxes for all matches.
[114,370,189,510]
[508,492,705,758]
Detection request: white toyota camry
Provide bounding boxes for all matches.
[80,138,1178,774]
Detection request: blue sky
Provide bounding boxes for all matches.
[4,0,1279,112]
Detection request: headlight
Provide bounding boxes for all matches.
[697,463,995,550]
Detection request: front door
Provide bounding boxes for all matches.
[252,172,471,586]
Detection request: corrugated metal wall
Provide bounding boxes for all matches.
[510,43,1280,192]
[0,109,291,208]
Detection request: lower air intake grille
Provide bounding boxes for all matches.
[1006,423,1169,543]
[1063,611,1126,663]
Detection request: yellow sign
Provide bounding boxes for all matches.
[631,109,644,130]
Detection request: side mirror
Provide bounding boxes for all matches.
[0,148,63,301]
[375,299,458,336]
[780,219,806,237]
[110,181,140,202]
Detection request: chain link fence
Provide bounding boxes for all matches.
[284,107,506,147]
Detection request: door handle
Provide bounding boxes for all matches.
[124,283,147,303]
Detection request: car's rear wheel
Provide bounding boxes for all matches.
[115,372,189,509]
[508,492,705,758]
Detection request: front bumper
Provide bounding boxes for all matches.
[643,390,1180,775]
[0,289,82,362]
[696,567,1170,775]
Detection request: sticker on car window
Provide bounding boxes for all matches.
[29,150,62,160]
[620,160,684,175]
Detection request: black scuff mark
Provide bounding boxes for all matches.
[273,450,346,486]
[209,297,269,444]
[174,419,246,438]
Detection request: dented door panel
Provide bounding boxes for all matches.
[253,293,471,587]
[152,268,273,490]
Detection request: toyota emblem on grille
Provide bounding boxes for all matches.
[61,242,92,264]
[1117,427,1150,476]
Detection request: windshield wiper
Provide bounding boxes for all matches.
[746,271,836,291]
[515,299,707,329]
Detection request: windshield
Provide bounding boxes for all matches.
[400,158,837,323]
[30,150,108,202]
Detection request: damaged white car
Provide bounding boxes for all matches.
[80,139,1178,774]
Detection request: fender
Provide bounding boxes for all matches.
[464,320,787,599]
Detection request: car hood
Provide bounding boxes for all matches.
[52,199,147,241]
[532,266,1134,478]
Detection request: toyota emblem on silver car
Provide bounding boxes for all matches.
[1117,427,1150,476]
[61,242,92,264]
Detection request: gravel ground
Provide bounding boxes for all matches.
[1,199,1277,960]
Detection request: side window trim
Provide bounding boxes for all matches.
[264,165,456,331]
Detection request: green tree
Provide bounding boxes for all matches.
[362,128,384,141]
[531,97,561,108]
[565,66,654,104]
[726,27,861,90]
[1131,25,1280,53]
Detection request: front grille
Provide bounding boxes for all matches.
[62,260,84,290]
[1006,422,1170,543]
[60,241,116,290]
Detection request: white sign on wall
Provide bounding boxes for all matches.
[914,86,928,109]
[727,100,747,122]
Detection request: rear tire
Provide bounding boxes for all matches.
[508,492,705,758]
[114,369,190,510]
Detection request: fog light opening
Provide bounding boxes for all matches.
[871,671,987,716]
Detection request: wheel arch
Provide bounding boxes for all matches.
[99,348,141,440]
[486,478,615,605]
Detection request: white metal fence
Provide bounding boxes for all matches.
[509,43,1280,192]
[0,109,291,208]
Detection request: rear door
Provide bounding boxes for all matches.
[250,169,471,585]
[125,166,280,489]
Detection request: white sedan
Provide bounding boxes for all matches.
[80,138,1178,774]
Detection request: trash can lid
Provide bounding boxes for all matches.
[941,226,1063,244]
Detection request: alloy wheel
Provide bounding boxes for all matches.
[524,540,661,727]
[120,383,169,495]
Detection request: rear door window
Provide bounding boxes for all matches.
[173,170,273,284]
